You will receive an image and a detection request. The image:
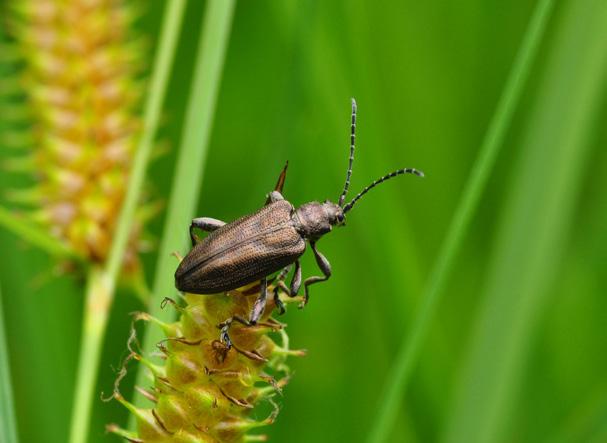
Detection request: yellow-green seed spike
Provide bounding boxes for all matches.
[106,424,143,443]
[3,0,150,269]
[113,287,302,441]
[243,435,269,442]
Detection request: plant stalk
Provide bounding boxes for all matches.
[68,267,112,443]
[67,2,186,442]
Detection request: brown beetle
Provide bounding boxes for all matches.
[175,99,423,346]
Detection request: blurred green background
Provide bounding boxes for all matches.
[1,1,606,442]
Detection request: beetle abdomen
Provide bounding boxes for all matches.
[175,200,306,294]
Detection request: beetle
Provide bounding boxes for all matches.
[175,99,423,346]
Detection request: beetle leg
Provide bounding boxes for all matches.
[264,161,289,205]
[290,259,302,295]
[249,277,268,325]
[273,285,286,315]
[275,264,291,282]
[266,191,285,203]
[272,260,301,315]
[218,315,250,349]
[189,217,226,246]
[301,242,332,308]
[272,265,290,315]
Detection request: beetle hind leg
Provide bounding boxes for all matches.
[264,161,289,205]
[189,217,226,246]
[266,191,285,203]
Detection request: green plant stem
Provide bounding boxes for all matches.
[0,206,78,261]
[67,3,185,443]
[68,267,110,443]
[0,284,19,443]
[129,0,236,420]
[366,1,555,441]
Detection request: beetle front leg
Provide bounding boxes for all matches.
[301,242,331,308]
[218,315,250,349]
[190,217,226,246]
[249,277,268,325]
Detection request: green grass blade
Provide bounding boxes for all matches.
[551,382,607,443]
[443,1,607,442]
[129,0,236,416]
[67,3,186,443]
[366,1,555,441]
[0,284,19,443]
[0,206,79,261]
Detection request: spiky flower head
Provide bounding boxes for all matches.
[108,283,305,443]
[2,0,149,269]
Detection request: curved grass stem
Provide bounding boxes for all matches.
[129,0,236,423]
[68,267,112,443]
[67,3,186,443]
[366,1,555,441]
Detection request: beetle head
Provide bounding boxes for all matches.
[295,201,345,241]
[324,201,346,226]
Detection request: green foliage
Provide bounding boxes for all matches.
[1,1,606,442]
[367,0,555,440]
[0,285,18,443]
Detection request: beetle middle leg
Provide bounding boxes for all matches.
[219,278,269,348]
[249,277,269,325]
[301,242,332,308]
[272,260,302,314]
[189,217,226,246]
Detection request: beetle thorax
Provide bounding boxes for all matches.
[294,201,344,240]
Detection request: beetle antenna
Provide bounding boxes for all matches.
[342,168,424,214]
[338,98,357,207]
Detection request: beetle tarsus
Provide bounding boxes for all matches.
[273,285,286,315]
[220,327,233,349]
[218,315,251,349]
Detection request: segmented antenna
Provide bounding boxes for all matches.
[338,98,357,207]
[342,168,424,214]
